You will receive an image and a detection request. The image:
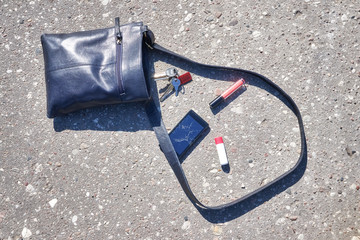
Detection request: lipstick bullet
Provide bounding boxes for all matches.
[214,137,228,166]
[209,78,245,109]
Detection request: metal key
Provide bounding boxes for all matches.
[172,78,181,96]
[160,83,174,102]
[152,68,178,81]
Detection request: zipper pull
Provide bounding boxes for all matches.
[115,17,122,44]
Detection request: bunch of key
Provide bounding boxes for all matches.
[152,67,192,102]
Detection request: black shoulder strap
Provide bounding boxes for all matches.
[145,43,306,210]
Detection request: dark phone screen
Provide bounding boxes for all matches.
[169,113,206,156]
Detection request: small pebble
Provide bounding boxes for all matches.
[35,48,42,55]
[212,225,222,235]
[72,149,79,155]
[181,221,191,230]
[294,10,302,16]
[26,184,35,193]
[184,13,192,22]
[206,15,214,22]
[80,143,89,149]
[72,215,78,225]
[48,199,58,208]
[260,178,268,186]
[276,217,286,225]
[230,106,243,114]
[289,216,298,221]
[215,88,222,96]
[346,146,355,156]
[22,227,32,238]
[215,12,222,18]
[252,31,262,38]
[228,19,238,26]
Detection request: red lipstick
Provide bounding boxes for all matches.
[209,79,245,109]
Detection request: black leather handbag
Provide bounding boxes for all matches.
[41,18,154,118]
[41,18,306,211]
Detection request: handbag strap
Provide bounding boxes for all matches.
[145,43,306,210]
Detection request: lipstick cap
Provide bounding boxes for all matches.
[214,137,224,144]
[209,96,224,109]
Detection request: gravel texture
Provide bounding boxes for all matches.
[1,0,359,239]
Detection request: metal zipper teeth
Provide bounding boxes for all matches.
[115,18,125,95]
[116,42,125,95]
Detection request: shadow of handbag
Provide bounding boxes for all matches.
[41,17,306,211]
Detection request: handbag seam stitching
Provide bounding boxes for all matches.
[137,34,149,98]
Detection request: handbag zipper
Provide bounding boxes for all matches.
[115,17,125,95]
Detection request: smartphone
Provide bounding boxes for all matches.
[169,110,209,160]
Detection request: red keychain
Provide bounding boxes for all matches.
[178,72,192,85]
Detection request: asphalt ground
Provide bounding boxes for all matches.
[0,0,359,239]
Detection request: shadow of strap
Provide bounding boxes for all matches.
[145,43,307,217]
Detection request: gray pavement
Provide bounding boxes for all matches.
[1,0,359,239]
